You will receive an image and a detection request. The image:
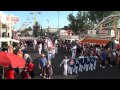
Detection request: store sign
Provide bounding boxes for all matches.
[59,30,72,36]
[88,30,96,35]
[6,16,19,23]
[111,30,115,37]
[70,36,79,39]
[11,17,19,22]
[99,30,108,34]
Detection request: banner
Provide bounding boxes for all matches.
[6,16,19,23]
[98,30,108,34]
[11,17,19,23]
[59,30,72,36]
[45,38,54,48]
[110,30,115,37]
[88,30,96,35]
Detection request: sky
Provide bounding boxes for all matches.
[1,11,78,31]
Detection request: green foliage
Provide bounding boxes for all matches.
[33,21,40,37]
[2,23,6,28]
[67,11,120,34]
[63,26,70,30]
[67,11,90,33]
[88,11,113,24]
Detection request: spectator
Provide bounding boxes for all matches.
[17,49,23,58]
[27,61,34,78]
[100,48,107,68]
[45,60,52,79]
[4,65,15,79]
[39,53,47,78]
[20,66,31,79]
[8,44,14,54]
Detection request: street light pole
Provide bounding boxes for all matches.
[30,11,41,25]
[30,11,41,37]
[34,11,37,24]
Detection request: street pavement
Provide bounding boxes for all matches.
[28,47,120,79]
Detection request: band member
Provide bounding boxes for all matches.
[89,54,94,71]
[92,53,97,70]
[52,47,55,58]
[47,47,53,61]
[73,58,79,74]
[38,43,42,55]
[84,53,90,71]
[33,39,37,51]
[55,45,58,54]
[78,53,84,72]
[71,48,77,59]
[60,56,69,76]
[44,43,47,51]
[68,57,74,75]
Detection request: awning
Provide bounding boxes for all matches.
[80,38,111,45]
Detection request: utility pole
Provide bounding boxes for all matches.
[113,16,117,39]
[58,11,59,31]
[30,11,41,37]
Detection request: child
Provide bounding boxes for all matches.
[45,60,52,79]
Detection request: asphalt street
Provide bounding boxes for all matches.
[28,47,120,79]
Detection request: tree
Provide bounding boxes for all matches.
[33,21,40,37]
[27,27,32,31]
[67,11,90,34]
[63,26,70,30]
[88,11,120,30]
[67,11,120,34]
[88,11,113,25]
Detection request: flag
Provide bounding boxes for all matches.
[72,45,77,49]
[45,37,54,49]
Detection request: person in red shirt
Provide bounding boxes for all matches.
[4,65,15,79]
[27,61,34,78]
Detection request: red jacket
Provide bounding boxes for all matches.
[27,62,34,72]
[5,68,15,79]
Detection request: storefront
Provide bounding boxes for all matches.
[78,38,111,46]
